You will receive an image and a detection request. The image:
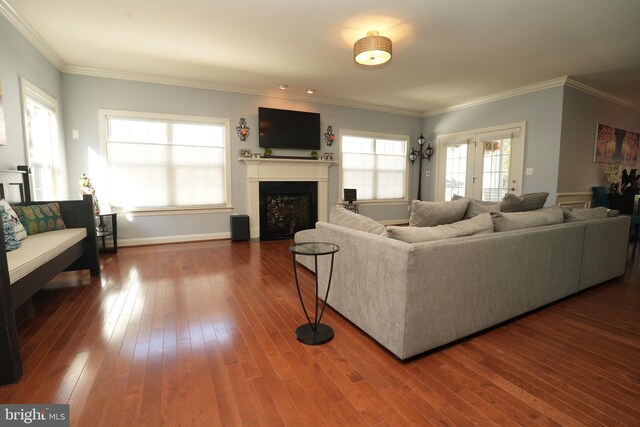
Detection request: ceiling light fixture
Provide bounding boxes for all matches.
[306,89,316,94]
[354,30,392,66]
[278,84,288,90]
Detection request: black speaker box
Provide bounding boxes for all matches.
[230,214,250,241]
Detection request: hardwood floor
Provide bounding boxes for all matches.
[1,239,639,426]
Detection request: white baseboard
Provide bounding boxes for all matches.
[119,232,231,247]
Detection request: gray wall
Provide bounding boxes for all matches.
[61,74,421,242]
[421,87,565,204]
[557,86,640,193]
[0,14,66,191]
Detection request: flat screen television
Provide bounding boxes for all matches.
[258,107,320,150]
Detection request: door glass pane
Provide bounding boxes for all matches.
[444,144,467,201]
[481,138,511,202]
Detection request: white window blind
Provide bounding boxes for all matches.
[341,132,407,201]
[104,112,230,210]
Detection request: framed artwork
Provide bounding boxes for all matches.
[0,81,7,146]
[594,123,639,165]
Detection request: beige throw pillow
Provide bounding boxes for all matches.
[329,205,386,236]
[387,213,493,243]
[491,207,564,231]
[408,198,470,227]
[500,192,549,212]
[563,207,609,222]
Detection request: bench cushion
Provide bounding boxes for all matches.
[7,228,87,283]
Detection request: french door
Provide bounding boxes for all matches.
[435,122,525,202]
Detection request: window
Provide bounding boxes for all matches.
[435,122,525,201]
[340,131,408,202]
[21,79,63,200]
[100,110,231,211]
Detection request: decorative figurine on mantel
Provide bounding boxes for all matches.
[79,173,100,214]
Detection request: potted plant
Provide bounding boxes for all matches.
[310,150,318,159]
[264,148,273,157]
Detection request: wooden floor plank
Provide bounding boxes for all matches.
[0,240,638,426]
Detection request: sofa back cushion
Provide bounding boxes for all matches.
[14,203,66,235]
[409,198,469,227]
[500,192,549,212]
[491,207,564,231]
[388,213,493,243]
[330,205,386,236]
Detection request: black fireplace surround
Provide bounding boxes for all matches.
[259,181,318,241]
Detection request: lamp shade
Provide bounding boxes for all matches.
[354,31,392,66]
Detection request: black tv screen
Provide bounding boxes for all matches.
[259,107,320,150]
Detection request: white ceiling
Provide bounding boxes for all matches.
[4,0,640,116]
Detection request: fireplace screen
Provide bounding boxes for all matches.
[259,181,318,240]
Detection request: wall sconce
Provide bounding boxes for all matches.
[236,118,250,141]
[408,133,434,200]
[324,125,335,146]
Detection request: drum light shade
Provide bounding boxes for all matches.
[354,31,392,66]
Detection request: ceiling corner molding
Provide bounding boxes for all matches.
[565,78,640,112]
[423,77,568,117]
[0,0,65,70]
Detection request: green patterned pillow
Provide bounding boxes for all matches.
[14,203,66,235]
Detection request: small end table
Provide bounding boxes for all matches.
[96,212,117,254]
[289,242,339,345]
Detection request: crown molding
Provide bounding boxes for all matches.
[421,77,569,117]
[565,78,640,111]
[0,0,64,70]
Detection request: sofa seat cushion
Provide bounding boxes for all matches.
[387,213,493,243]
[330,205,386,236]
[492,207,564,232]
[409,198,470,227]
[7,228,87,284]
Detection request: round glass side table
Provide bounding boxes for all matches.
[289,242,340,345]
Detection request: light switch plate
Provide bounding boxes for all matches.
[526,168,534,176]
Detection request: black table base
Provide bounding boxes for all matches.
[295,323,334,345]
[290,242,340,347]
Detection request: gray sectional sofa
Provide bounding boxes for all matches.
[295,203,630,360]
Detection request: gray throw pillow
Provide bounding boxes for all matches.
[329,205,386,236]
[500,192,549,212]
[408,198,470,227]
[387,213,493,243]
[491,207,564,231]
[563,207,609,222]
[452,195,501,219]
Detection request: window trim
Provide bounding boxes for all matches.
[20,77,65,199]
[98,109,233,213]
[339,128,410,203]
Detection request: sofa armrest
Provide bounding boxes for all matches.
[315,222,411,358]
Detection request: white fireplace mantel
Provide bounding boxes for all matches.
[240,157,334,239]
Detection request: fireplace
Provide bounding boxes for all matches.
[259,181,318,241]
[241,157,333,239]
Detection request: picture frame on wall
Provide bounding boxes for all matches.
[594,123,639,165]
